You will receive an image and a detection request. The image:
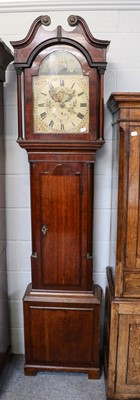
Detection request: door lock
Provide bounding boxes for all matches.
[41,224,48,235]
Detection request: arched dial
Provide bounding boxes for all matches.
[33,75,89,133]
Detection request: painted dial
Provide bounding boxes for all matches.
[33,75,89,133]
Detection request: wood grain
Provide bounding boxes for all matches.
[106,93,140,400]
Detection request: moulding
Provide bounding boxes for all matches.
[0,0,140,12]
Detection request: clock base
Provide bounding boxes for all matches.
[23,284,102,379]
[24,364,100,379]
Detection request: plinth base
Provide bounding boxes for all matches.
[23,284,102,379]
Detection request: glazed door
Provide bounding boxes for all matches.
[31,161,91,290]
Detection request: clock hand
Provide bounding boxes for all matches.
[60,92,76,109]
[64,92,75,103]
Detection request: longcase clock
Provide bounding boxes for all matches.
[11,15,110,378]
[104,93,140,400]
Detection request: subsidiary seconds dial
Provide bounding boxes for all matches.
[33,75,89,133]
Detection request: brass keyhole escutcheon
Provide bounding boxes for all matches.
[41,224,48,235]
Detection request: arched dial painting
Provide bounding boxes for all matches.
[11,15,110,378]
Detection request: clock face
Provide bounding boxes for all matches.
[33,75,89,134]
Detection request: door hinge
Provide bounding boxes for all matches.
[30,162,35,168]
[32,252,37,258]
[87,253,93,260]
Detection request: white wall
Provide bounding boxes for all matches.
[1,2,140,353]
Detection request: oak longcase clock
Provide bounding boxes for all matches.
[11,15,110,378]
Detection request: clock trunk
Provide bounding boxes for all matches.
[30,159,93,291]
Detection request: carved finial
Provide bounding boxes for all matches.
[41,15,51,26]
[68,15,78,27]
